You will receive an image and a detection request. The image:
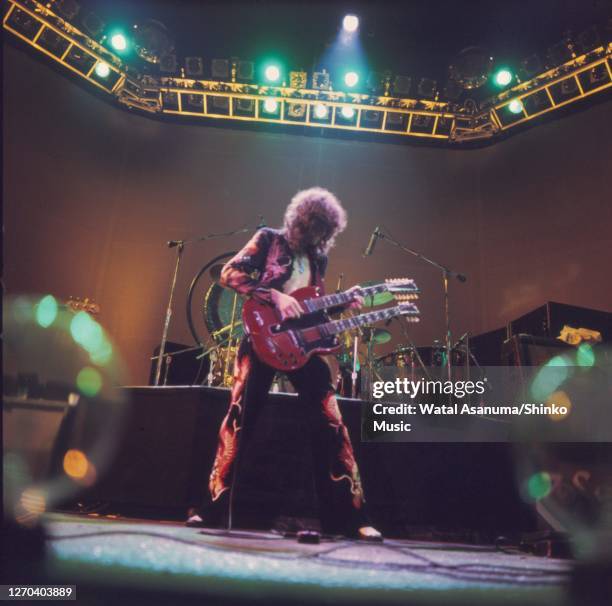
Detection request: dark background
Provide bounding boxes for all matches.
[4,42,612,383]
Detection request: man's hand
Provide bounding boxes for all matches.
[271,289,303,321]
[346,285,364,311]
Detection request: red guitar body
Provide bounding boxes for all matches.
[242,286,341,371]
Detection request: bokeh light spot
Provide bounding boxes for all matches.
[527,471,552,501]
[576,342,595,367]
[20,488,47,515]
[63,449,89,480]
[530,355,570,400]
[76,367,103,397]
[546,390,571,421]
[36,295,58,328]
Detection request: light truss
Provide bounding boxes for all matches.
[4,0,612,145]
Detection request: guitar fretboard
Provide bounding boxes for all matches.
[317,304,419,337]
[303,284,389,313]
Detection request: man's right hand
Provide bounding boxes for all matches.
[271,289,303,321]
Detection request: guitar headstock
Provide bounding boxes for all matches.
[397,301,420,322]
[385,278,420,301]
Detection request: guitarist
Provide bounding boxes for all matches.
[187,187,382,541]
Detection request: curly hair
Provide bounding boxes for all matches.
[283,187,347,255]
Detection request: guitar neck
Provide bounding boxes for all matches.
[318,304,417,337]
[304,284,387,312]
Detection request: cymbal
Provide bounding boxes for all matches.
[362,328,392,344]
[359,281,394,307]
[209,264,225,282]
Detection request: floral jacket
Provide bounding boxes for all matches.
[219,228,328,302]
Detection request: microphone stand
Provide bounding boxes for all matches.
[375,230,467,383]
[153,218,264,387]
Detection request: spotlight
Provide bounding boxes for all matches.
[493,68,513,87]
[508,99,524,114]
[313,103,328,119]
[263,98,278,113]
[109,33,128,52]
[342,15,359,33]
[341,106,355,119]
[417,78,437,99]
[94,62,111,78]
[344,71,359,87]
[264,64,281,83]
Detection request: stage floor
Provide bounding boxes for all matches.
[40,512,571,605]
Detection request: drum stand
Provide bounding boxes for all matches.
[153,221,258,387]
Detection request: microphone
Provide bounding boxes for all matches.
[256,215,267,229]
[167,240,182,248]
[362,227,380,258]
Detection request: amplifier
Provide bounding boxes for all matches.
[501,334,573,367]
[507,302,611,342]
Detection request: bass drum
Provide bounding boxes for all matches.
[203,282,245,344]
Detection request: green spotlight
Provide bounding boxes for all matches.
[344,71,359,87]
[508,99,524,114]
[494,68,513,87]
[264,64,281,83]
[341,106,355,119]
[263,98,278,113]
[314,103,328,119]
[94,62,111,78]
[110,33,128,52]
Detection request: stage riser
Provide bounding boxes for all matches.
[53,386,539,533]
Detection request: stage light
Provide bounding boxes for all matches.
[110,33,127,52]
[263,98,278,113]
[312,69,331,90]
[344,71,359,87]
[494,68,513,87]
[508,99,523,114]
[341,106,355,119]
[264,64,281,83]
[343,15,359,33]
[94,62,111,78]
[314,104,328,119]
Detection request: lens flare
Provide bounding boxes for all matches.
[76,366,103,397]
[576,342,595,367]
[527,471,552,501]
[36,295,58,328]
